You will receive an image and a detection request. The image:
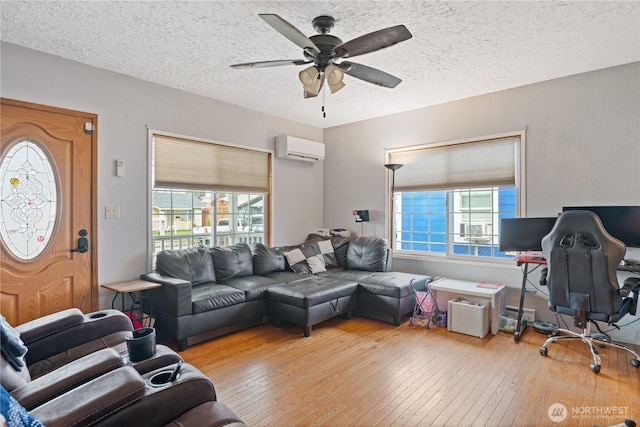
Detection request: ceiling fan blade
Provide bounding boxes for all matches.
[259,14,321,54]
[335,25,412,58]
[230,59,310,69]
[336,61,402,88]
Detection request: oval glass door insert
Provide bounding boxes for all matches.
[0,140,58,260]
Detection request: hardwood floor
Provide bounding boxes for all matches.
[178,317,640,426]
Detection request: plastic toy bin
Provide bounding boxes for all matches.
[447,298,490,338]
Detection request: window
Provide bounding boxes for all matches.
[150,132,271,263]
[388,133,523,259]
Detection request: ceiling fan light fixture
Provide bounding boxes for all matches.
[325,64,345,93]
[299,66,321,94]
[231,15,413,97]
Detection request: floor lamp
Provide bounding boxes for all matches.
[384,163,403,248]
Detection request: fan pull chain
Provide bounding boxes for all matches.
[322,84,326,118]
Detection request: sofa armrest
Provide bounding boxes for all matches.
[21,310,133,366]
[142,272,193,317]
[16,308,84,344]
[30,366,146,427]
[622,277,640,316]
[12,348,124,410]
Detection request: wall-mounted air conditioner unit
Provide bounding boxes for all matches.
[459,222,493,243]
[275,135,325,162]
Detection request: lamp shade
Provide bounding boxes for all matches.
[299,66,322,95]
[384,163,404,171]
[325,64,345,94]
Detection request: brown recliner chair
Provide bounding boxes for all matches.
[1,308,246,426]
[2,308,181,381]
[29,362,244,427]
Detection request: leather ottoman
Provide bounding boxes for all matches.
[267,276,359,336]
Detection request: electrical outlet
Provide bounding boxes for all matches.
[506,305,535,323]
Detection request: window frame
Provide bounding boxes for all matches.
[386,131,526,262]
[147,129,272,270]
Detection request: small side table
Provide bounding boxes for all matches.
[429,277,506,336]
[101,279,161,329]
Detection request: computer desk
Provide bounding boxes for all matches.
[513,254,640,342]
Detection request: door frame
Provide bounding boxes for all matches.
[1,98,99,310]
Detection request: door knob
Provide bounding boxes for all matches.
[71,229,89,253]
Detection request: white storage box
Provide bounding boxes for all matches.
[447,298,490,338]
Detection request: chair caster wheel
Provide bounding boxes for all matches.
[539,347,548,356]
[590,364,601,374]
[409,318,416,326]
[631,359,640,368]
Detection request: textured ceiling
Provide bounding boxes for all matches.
[2,1,639,128]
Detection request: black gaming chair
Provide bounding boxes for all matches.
[539,210,640,373]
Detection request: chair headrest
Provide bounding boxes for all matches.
[542,210,625,258]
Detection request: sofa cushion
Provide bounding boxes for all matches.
[328,271,430,298]
[345,237,388,272]
[220,275,281,301]
[283,247,326,274]
[262,271,306,284]
[191,284,246,314]
[252,243,287,275]
[209,243,253,281]
[156,248,215,285]
[267,277,359,309]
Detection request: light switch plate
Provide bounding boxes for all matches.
[106,206,121,219]
[116,159,125,177]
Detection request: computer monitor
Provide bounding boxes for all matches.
[499,217,558,252]
[562,206,640,248]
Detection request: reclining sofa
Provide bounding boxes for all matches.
[142,235,432,350]
[0,308,245,426]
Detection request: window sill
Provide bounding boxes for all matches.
[392,251,518,269]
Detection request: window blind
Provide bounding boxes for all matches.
[388,136,518,191]
[153,134,270,192]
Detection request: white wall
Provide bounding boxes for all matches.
[1,42,324,306]
[2,42,639,343]
[323,62,640,343]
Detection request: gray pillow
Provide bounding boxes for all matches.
[209,243,253,281]
[252,243,286,275]
[283,245,326,274]
[305,235,350,267]
[302,239,337,267]
[156,248,215,284]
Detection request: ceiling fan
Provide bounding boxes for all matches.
[230,14,412,98]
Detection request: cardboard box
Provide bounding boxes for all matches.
[447,298,490,338]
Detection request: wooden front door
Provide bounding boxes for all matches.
[0,99,97,325]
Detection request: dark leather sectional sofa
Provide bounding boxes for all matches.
[142,235,432,350]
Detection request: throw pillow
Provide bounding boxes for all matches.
[1,385,44,427]
[0,315,27,372]
[156,247,215,285]
[283,246,327,274]
[306,239,337,267]
[306,234,350,267]
[209,243,253,282]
